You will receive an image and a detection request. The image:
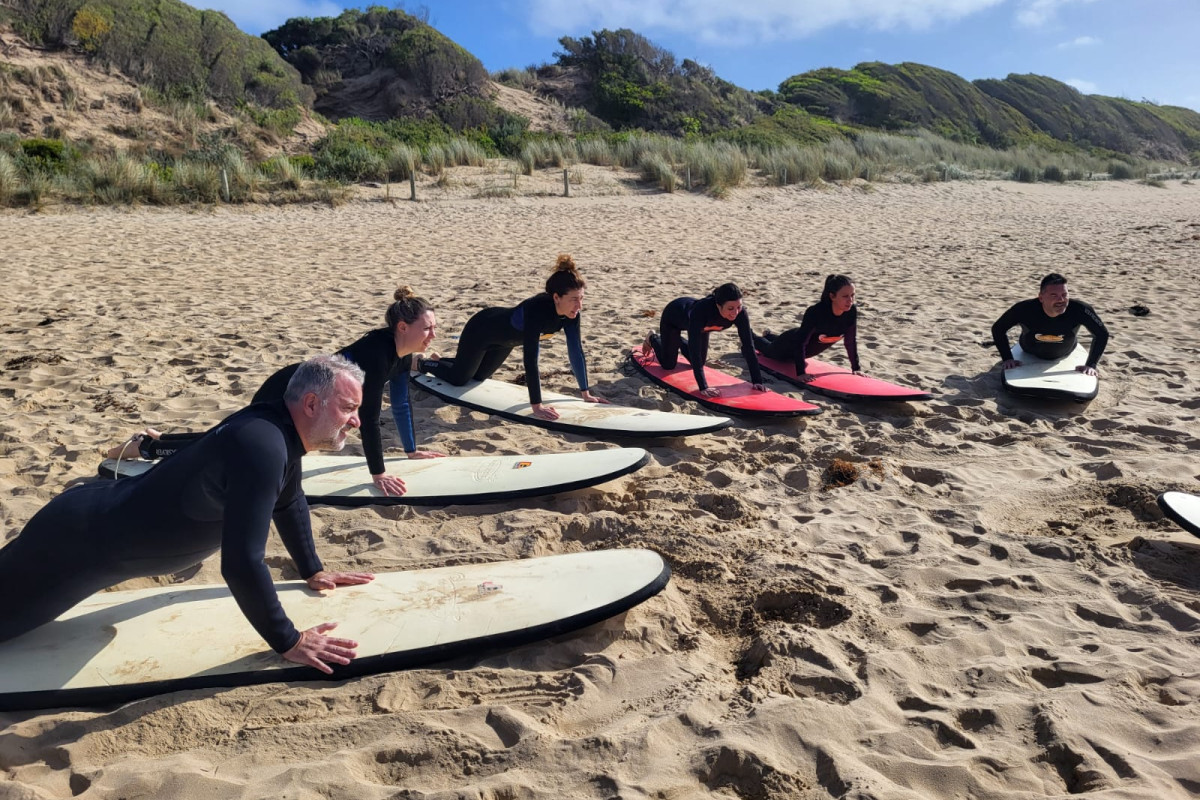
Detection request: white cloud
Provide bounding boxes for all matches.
[1064,77,1097,93]
[525,0,1006,43]
[1056,35,1100,48]
[1015,0,1098,28]
[196,1,345,35]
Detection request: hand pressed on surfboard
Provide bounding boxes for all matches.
[1076,364,1099,377]
[282,622,359,674]
[1001,359,1022,369]
[372,473,408,496]
[531,403,560,420]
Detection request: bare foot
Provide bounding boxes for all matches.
[106,428,161,460]
[640,332,652,358]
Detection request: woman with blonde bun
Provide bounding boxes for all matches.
[108,286,442,497]
[422,254,606,421]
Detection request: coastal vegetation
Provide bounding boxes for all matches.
[0,2,1198,208]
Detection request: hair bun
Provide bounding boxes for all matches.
[394,284,415,301]
[554,254,576,272]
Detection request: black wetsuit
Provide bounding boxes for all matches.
[428,293,588,405]
[0,401,319,652]
[139,329,415,476]
[648,296,763,391]
[252,329,415,475]
[991,298,1109,366]
[753,302,860,375]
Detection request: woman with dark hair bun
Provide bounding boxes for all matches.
[422,254,606,421]
[108,285,443,497]
[641,282,766,397]
[753,274,860,382]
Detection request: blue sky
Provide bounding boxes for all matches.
[200,0,1200,111]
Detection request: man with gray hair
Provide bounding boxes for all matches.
[0,354,374,673]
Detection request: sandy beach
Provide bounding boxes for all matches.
[2,176,1199,799]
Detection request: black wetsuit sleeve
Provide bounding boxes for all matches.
[522,319,544,406]
[845,309,861,372]
[1075,302,1109,367]
[734,311,763,385]
[794,305,820,375]
[520,295,557,406]
[990,302,1025,363]
[218,423,310,653]
[352,342,391,476]
[687,303,714,391]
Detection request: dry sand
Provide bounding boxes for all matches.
[2,177,1199,799]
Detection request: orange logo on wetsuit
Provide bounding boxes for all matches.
[1034,334,1065,343]
[818,335,843,344]
[702,325,724,332]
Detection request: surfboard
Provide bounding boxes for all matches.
[1157,492,1200,537]
[756,353,932,402]
[99,450,650,507]
[0,549,671,711]
[1002,343,1098,402]
[411,374,730,437]
[629,349,821,418]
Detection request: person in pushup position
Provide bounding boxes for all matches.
[1,355,374,673]
[421,254,606,421]
[991,273,1109,377]
[753,274,860,382]
[108,286,443,497]
[641,282,766,397]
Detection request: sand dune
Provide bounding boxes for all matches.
[2,177,1200,798]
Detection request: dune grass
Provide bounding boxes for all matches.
[0,121,1187,209]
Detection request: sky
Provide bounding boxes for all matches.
[199,0,1200,112]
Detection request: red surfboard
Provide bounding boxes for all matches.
[756,354,931,402]
[630,349,821,418]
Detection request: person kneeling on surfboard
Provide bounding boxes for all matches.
[753,274,861,383]
[991,273,1109,377]
[420,254,607,421]
[641,282,766,397]
[0,355,375,674]
[107,286,444,497]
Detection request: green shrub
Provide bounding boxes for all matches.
[314,141,386,182]
[1012,164,1039,182]
[1041,164,1066,182]
[20,137,69,172]
[238,102,302,138]
[71,5,114,53]
[1108,161,1135,180]
[288,154,315,173]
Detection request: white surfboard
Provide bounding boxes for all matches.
[412,374,731,437]
[0,549,671,711]
[100,449,649,506]
[1158,492,1200,537]
[1002,343,1098,402]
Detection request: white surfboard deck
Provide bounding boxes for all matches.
[99,449,649,506]
[1002,343,1098,402]
[0,549,671,711]
[412,374,731,437]
[1158,492,1200,537]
